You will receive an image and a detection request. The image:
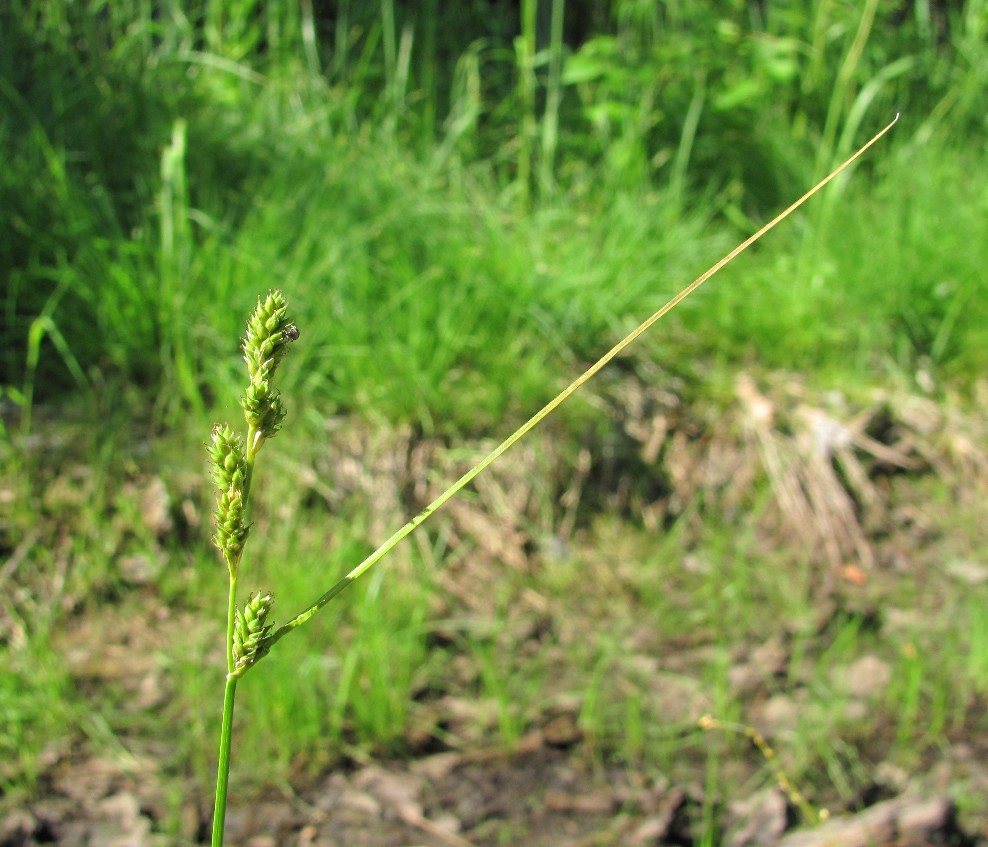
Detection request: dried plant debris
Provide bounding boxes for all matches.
[299,371,988,585]
[592,368,988,572]
[304,423,572,614]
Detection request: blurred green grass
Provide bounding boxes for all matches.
[3,0,987,425]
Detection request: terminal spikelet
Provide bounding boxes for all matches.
[240,289,298,441]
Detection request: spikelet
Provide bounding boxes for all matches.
[232,592,275,678]
[207,424,249,560]
[241,289,298,440]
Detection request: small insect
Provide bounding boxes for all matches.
[282,323,300,342]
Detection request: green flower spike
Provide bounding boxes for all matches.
[231,592,274,678]
[241,289,299,442]
[208,424,247,491]
[241,381,286,439]
[208,425,250,561]
[213,485,249,560]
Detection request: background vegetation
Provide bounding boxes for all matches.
[2,1,988,844]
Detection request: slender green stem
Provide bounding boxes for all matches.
[225,572,238,674]
[258,114,900,656]
[539,0,565,193]
[211,674,238,847]
[212,569,239,847]
[243,424,260,502]
[214,479,247,845]
[516,0,537,209]
[815,0,879,177]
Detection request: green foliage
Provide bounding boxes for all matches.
[560,0,980,201]
[2,0,987,422]
[0,638,73,797]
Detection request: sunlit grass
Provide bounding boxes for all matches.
[5,0,988,425]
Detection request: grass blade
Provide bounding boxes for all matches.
[261,114,900,653]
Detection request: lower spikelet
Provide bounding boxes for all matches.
[231,592,274,678]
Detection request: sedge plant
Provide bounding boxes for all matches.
[207,116,898,845]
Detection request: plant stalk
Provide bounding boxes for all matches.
[225,570,238,675]
[211,674,238,847]
[208,290,295,846]
[212,565,240,845]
